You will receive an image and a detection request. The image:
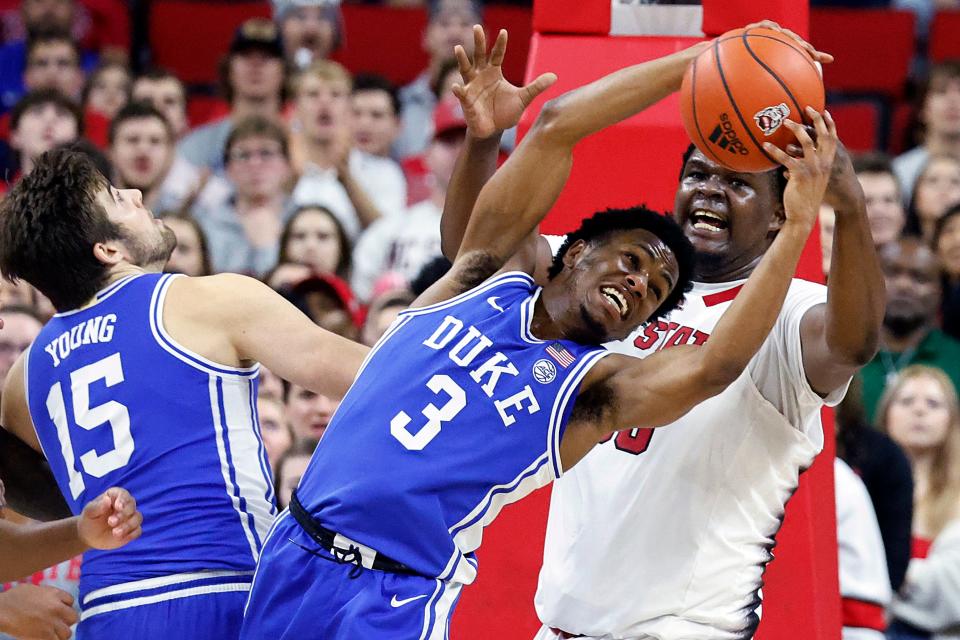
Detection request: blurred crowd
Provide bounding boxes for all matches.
[0,0,959,638]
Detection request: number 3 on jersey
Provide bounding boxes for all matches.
[390,374,466,450]
[45,352,134,499]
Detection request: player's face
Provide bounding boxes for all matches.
[886,375,953,457]
[560,229,679,343]
[674,150,783,280]
[112,117,173,192]
[286,385,339,440]
[95,185,176,271]
[351,90,399,157]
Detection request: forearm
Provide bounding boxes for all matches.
[541,47,698,147]
[700,222,810,384]
[824,195,884,364]
[441,132,502,259]
[340,173,383,229]
[0,518,85,581]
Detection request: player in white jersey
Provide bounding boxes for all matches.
[441,23,885,640]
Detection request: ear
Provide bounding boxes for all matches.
[92,239,127,267]
[767,203,786,236]
[562,239,589,270]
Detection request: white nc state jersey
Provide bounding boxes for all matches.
[535,278,850,640]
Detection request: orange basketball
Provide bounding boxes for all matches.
[679,27,825,173]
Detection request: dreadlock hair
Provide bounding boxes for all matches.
[548,206,695,324]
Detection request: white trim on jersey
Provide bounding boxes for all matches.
[80,582,252,621]
[81,569,254,606]
[209,376,261,562]
[244,511,291,616]
[399,271,534,317]
[52,274,142,318]
[444,349,611,580]
[218,376,276,544]
[417,580,462,640]
[149,274,260,378]
[519,289,547,345]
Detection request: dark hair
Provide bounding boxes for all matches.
[108,101,174,145]
[410,256,452,295]
[912,59,960,146]
[10,88,82,133]
[548,206,696,323]
[158,210,213,277]
[0,149,118,311]
[933,202,960,252]
[81,60,131,110]
[223,116,289,167]
[218,51,289,106]
[54,138,112,178]
[278,205,351,278]
[905,155,960,238]
[352,73,401,117]
[25,28,80,67]
[679,143,787,202]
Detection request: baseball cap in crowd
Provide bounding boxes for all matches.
[433,97,467,139]
[230,18,285,58]
[429,0,482,22]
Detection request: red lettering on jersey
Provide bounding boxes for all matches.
[691,330,710,345]
[67,556,82,580]
[663,326,694,349]
[613,427,655,455]
[633,323,661,350]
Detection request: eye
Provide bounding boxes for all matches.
[730,179,748,189]
[651,285,663,300]
[624,252,640,269]
[686,170,705,180]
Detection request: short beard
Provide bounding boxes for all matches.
[569,303,609,345]
[121,225,177,271]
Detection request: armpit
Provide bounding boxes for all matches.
[452,251,502,294]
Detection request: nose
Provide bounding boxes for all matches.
[126,189,144,207]
[624,272,648,298]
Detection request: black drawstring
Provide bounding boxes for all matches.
[287,538,364,580]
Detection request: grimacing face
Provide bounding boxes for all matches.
[674,149,784,280]
[95,185,176,271]
[554,229,679,344]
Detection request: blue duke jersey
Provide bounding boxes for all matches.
[295,272,609,585]
[25,274,275,609]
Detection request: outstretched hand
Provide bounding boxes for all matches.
[452,25,557,139]
[78,487,142,550]
[744,20,833,65]
[763,107,838,232]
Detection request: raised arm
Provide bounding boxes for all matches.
[588,110,837,437]
[799,132,885,395]
[417,37,710,308]
[164,274,368,400]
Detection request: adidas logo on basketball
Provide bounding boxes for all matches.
[708,113,749,155]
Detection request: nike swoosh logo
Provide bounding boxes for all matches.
[487,296,505,312]
[390,594,429,608]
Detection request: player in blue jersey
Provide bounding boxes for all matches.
[0,149,367,638]
[239,28,838,639]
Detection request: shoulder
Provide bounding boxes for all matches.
[165,273,268,319]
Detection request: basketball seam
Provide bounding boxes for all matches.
[740,31,804,125]
[689,54,726,167]
[712,38,776,166]
[733,30,821,77]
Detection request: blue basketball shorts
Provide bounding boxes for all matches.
[77,585,249,639]
[240,512,462,640]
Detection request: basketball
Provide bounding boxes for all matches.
[679,27,826,173]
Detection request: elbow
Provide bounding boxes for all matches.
[829,326,881,368]
[530,96,576,145]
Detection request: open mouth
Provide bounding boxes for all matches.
[600,286,629,320]
[689,209,729,233]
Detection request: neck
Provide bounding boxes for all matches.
[926,131,960,157]
[912,452,935,496]
[302,135,337,168]
[236,192,284,211]
[232,95,281,121]
[80,265,149,309]
[530,286,568,342]
[881,322,932,352]
[693,250,765,283]
[21,156,36,176]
